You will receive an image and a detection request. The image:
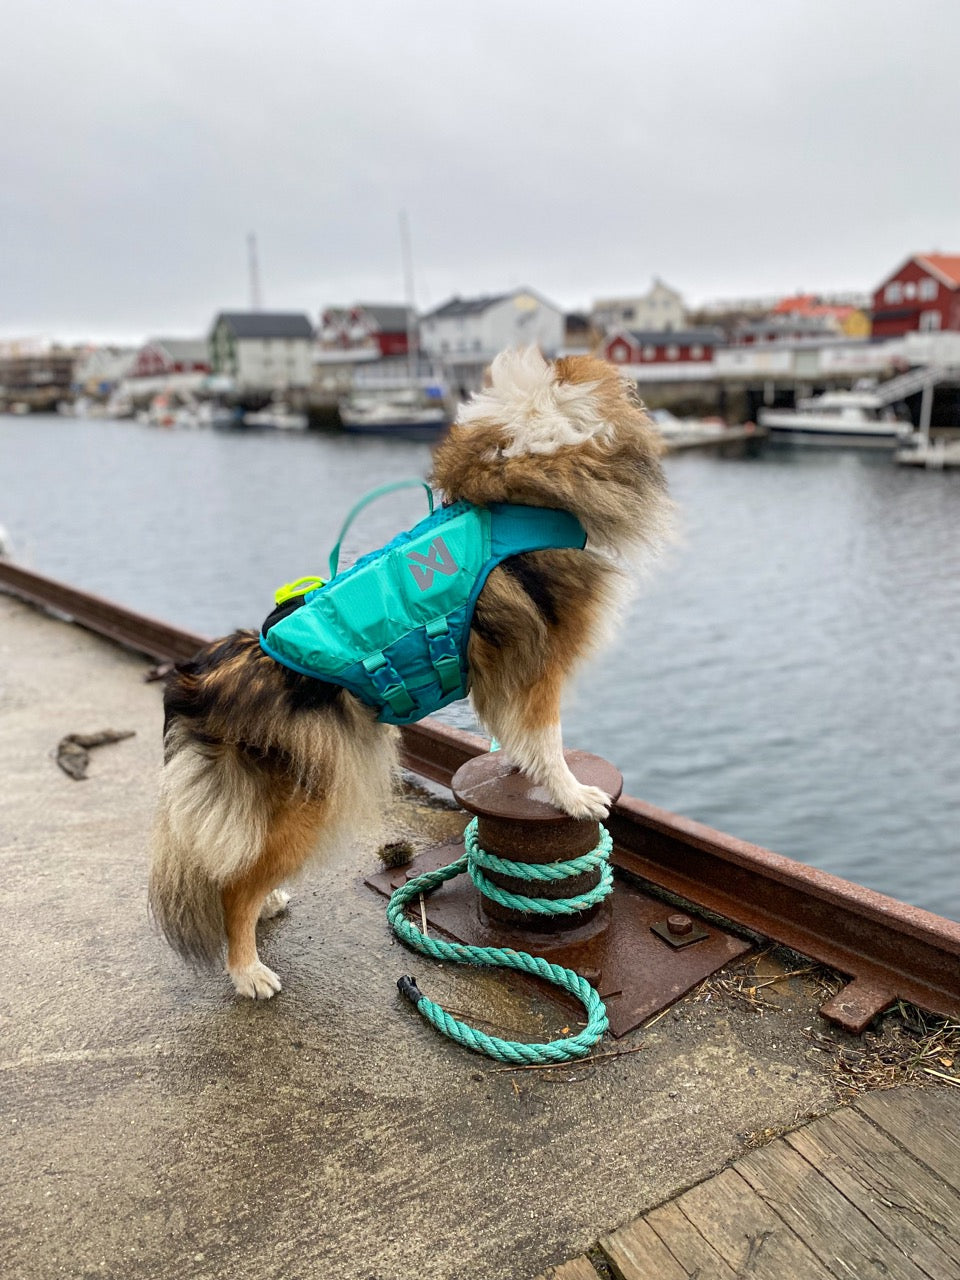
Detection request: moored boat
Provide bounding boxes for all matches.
[338,379,450,439]
[895,434,960,469]
[242,401,308,430]
[759,389,913,447]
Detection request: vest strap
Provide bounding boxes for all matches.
[424,618,461,695]
[362,652,416,718]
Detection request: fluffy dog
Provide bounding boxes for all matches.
[148,348,671,998]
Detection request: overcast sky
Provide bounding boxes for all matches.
[1,0,958,343]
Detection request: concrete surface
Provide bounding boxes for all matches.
[0,593,852,1280]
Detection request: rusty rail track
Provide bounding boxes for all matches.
[3,558,958,1034]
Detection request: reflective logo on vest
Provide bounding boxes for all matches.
[406,536,459,590]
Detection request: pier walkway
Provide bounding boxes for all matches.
[542,1086,960,1279]
[1,590,956,1280]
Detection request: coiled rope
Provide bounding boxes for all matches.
[388,816,613,1063]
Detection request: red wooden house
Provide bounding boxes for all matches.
[602,327,724,366]
[128,338,210,379]
[871,255,960,339]
[319,304,414,357]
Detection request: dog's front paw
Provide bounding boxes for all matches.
[230,960,282,1000]
[556,783,611,822]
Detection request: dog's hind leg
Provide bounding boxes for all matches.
[259,888,291,919]
[222,799,323,999]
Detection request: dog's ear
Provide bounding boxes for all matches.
[454,347,613,458]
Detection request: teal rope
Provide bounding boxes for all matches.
[388,816,613,1064]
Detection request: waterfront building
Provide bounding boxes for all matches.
[871,253,960,339]
[771,294,871,339]
[591,279,687,334]
[319,303,415,358]
[561,311,596,354]
[0,340,79,411]
[732,314,842,346]
[72,345,138,398]
[119,337,212,404]
[602,326,724,371]
[208,312,315,392]
[128,338,210,381]
[419,289,564,391]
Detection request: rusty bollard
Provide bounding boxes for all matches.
[368,742,753,1037]
[451,749,624,944]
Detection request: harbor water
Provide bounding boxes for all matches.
[1,414,957,920]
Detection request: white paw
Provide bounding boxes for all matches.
[259,888,291,920]
[230,960,282,1000]
[556,783,611,821]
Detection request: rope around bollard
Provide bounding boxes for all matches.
[387,816,613,1064]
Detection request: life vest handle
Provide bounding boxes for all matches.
[328,478,435,579]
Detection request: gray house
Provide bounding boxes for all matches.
[209,312,315,391]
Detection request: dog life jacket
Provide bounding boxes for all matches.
[259,484,586,726]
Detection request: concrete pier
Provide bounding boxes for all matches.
[0,592,909,1280]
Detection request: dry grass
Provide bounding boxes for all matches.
[803,1003,960,1099]
[687,947,843,1016]
[685,947,960,1105]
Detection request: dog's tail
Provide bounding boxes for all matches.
[148,732,269,968]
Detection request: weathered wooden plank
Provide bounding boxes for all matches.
[643,1200,739,1278]
[673,1166,834,1278]
[536,1257,603,1280]
[786,1104,960,1277]
[856,1086,960,1192]
[735,1133,931,1280]
[598,1214,694,1280]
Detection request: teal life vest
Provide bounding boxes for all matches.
[259,483,586,726]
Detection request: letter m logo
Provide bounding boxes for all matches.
[406,536,459,591]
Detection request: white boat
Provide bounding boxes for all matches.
[649,409,730,447]
[339,381,450,439]
[895,435,960,470]
[242,404,308,430]
[139,392,203,429]
[196,401,243,429]
[758,390,914,448]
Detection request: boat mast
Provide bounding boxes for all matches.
[247,232,263,311]
[399,210,417,383]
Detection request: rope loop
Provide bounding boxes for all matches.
[388,817,614,1063]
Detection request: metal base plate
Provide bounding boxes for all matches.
[365,840,753,1038]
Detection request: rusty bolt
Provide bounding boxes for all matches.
[667,914,694,937]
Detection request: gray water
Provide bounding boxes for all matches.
[2,414,958,919]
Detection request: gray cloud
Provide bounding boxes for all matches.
[2,0,958,341]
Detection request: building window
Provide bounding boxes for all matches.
[643,345,656,361]
[690,345,704,360]
[666,345,679,360]
[904,281,917,300]
[885,282,903,303]
[919,277,938,301]
[919,310,941,331]
[611,344,628,363]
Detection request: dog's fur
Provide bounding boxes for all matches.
[148,348,671,998]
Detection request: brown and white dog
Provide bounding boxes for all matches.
[148,348,671,998]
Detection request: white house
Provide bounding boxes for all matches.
[419,289,565,389]
[591,279,686,334]
[209,312,315,391]
[73,345,138,396]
